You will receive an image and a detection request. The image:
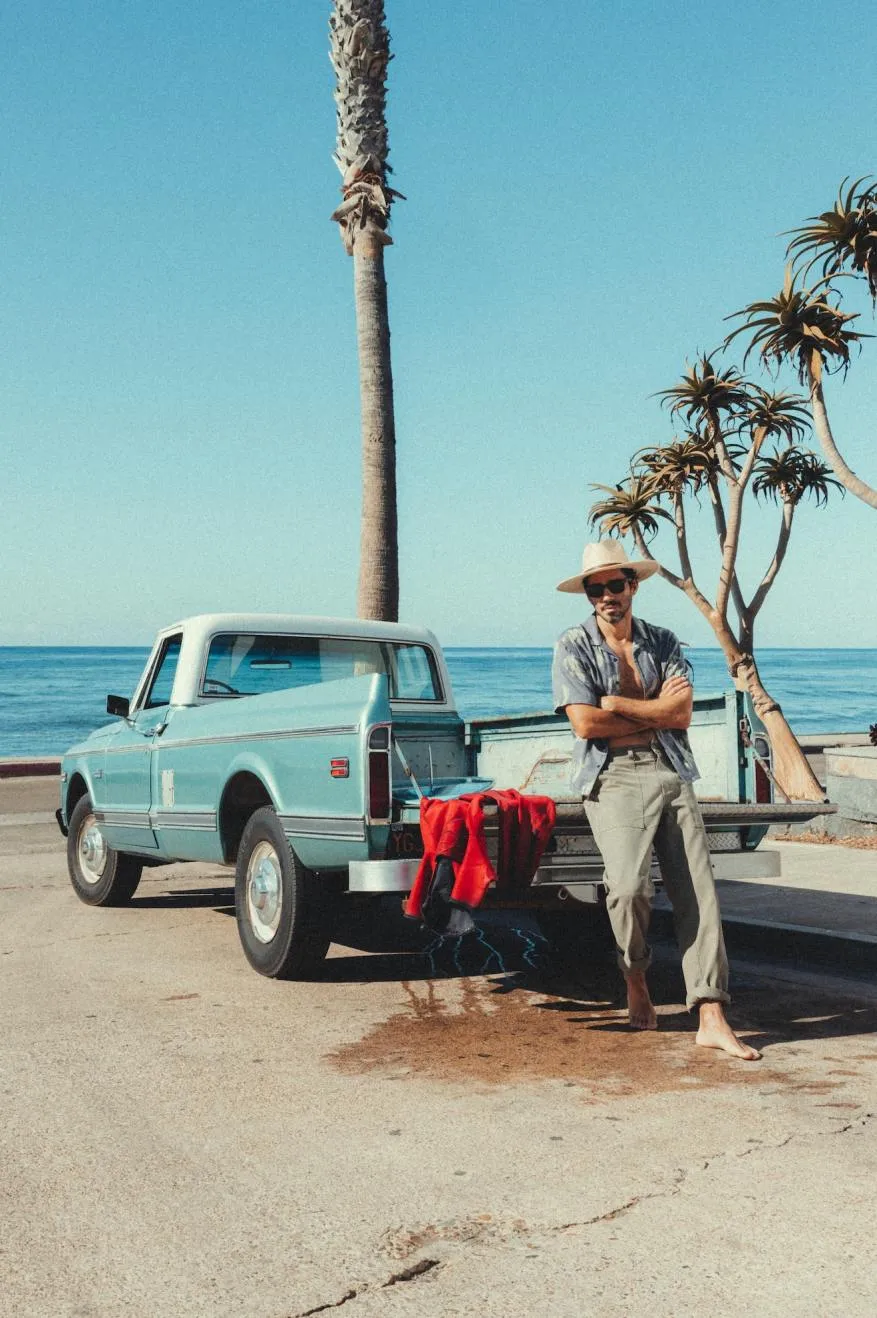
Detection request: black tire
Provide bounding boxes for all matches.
[538,906,612,970]
[67,795,144,906]
[235,806,332,979]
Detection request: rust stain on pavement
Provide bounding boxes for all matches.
[327,977,787,1095]
[328,974,877,1095]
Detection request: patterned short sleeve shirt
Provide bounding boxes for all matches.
[551,614,699,797]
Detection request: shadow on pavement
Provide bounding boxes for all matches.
[129,886,877,1049]
[133,886,235,913]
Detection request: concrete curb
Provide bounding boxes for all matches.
[0,759,61,779]
[653,908,877,974]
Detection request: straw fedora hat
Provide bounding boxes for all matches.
[556,539,660,594]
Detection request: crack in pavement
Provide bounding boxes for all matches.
[828,1110,875,1136]
[557,1166,689,1231]
[551,1112,875,1236]
[288,1110,876,1315]
[290,1258,441,1317]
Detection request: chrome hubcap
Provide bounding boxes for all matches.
[246,841,283,943]
[78,814,108,884]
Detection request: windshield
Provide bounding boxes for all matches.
[201,633,442,702]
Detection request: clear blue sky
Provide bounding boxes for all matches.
[3,0,876,648]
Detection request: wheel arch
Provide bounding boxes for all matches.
[65,771,91,820]
[218,770,276,864]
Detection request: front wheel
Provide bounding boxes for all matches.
[67,796,144,906]
[235,807,332,979]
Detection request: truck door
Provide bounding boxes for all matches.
[99,634,182,853]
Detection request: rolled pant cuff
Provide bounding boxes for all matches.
[617,953,652,976]
[687,987,731,1010]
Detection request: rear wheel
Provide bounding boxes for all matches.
[67,796,144,906]
[235,807,332,979]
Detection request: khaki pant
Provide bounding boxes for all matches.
[584,745,730,1008]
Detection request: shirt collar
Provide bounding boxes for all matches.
[583,613,646,652]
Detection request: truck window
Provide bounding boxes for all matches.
[201,634,442,702]
[388,643,438,700]
[144,635,183,709]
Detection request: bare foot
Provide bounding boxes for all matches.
[625,971,658,1030]
[696,1002,761,1060]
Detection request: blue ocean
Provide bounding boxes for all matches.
[0,645,874,759]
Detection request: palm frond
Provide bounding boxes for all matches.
[657,355,753,430]
[739,387,811,445]
[752,446,844,507]
[633,432,721,496]
[724,266,869,384]
[587,476,673,541]
[785,176,877,303]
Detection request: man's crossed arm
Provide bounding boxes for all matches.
[563,676,692,740]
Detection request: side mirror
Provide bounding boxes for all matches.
[107,695,130,718]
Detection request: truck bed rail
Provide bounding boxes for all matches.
[551,799,837,825]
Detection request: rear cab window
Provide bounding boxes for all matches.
[200,634,443,703]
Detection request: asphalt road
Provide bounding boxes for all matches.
[2,805,876,1317]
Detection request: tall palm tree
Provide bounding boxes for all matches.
[725,267,877,510]
[786,176,877,303]
[329,0,403,620]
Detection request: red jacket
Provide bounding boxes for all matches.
[403,788,556,919]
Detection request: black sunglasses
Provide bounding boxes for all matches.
[584,577,630,600]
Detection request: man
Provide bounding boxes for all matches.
[552,539,760,1061]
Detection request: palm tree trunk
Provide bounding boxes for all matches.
[706,476,747,619]
[330,0,400,621]
[736,656,824,802]
[633,527,822,800]
[353,234,398,620]
[709,621,823,801]
[716,424,766,619]
[808,355,877,509]
[745,499,794,623]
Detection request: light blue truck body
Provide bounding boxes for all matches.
[58,614,827,900]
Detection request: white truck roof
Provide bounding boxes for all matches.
[135,614,454,711]
[159,613,441,648]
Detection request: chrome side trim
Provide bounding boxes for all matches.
[150,810,217,831]
[278,813,366,842]
[159,724,358,752]
[94,810,151,829]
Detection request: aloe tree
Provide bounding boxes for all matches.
[590,367,836,800]
[329,0,404,620]
[726,266,877,511]
[786,176,877,303]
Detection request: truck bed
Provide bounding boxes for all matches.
[389,694,835,896]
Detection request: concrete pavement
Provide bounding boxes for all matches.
[1,781,876,1317]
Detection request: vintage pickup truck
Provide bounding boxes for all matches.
[57,613,831,978]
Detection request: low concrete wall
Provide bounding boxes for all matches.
[826,746,877,831]
[769,743,877,841]
[0,757,62,780]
